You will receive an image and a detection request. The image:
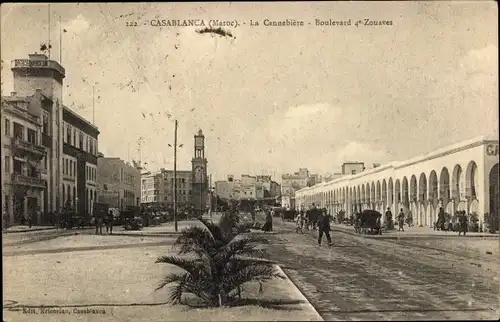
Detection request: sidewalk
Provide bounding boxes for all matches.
[115,219,210,237]
[2,225,58,234]
[332,223,499,239]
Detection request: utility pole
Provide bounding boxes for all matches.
[59,15,62,64]
[209,174,212,218]
[92,85,95,124]
[48,4,51,59]
[173,120,178,232]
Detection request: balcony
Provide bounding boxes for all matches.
[12,137,46,159]
[11,173,46,189]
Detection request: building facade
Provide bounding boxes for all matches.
[296,136,499,227]
[214,174,281,203]
[62,106,99,217]
[2,93,46,226]
[2,54,99,226]
[281,168,311,209]
[97,157,141,209]
[140,169,192,209]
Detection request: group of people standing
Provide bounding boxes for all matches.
[94,210,114,235]
[295,206,333,247]
[435,207,469,235]
[260,205,333,247]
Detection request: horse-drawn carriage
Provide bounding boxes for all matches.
[121,206,143,230]
[354,210,382,235]
[282,209,297,222]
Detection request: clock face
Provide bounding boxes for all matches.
[195,137,204,147]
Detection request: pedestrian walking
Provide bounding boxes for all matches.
[385,207,394,230]
[458,211,468,236]
[295,212,304,234]
[106,210,114,235]
[437,207,445,231]
[407,210,413,227]
[397,209,405,232]
[36,207,41,227]
[317,210,332,246]
[261,210,273,232]
[95,213,103,235]
[26,211,33,228]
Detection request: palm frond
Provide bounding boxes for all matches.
[155,255,208,277]
[155,272,189,291]
[174,226,215,254]
[215,237,265,264]
[198,217,225,241]
[221,263,285,295]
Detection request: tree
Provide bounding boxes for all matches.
[155,215,284,307]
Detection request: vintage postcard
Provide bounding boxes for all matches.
[1,2,498,321]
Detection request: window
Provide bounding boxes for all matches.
[72,161,76,177]
[79,132,83,149]
[44,156,48,170]
[73,130,76,146]
[67,126,72,144]
[13,122,24,140]
[42,111,50,134]
[27,128,37,144]
[4,119,10,136]
[4,156,10,174]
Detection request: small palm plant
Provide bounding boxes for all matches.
[155,214,284,307]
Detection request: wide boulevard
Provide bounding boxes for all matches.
[262,219,499,321]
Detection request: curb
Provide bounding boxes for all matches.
[3,240,175,257]
[274,265,324,321]
[2,227,58,234]
[2,230,84,247]
[108,232,181,237]
[332,225,499,239]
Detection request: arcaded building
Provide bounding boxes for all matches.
[296,136,499,227]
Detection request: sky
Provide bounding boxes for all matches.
[1,2,498,182]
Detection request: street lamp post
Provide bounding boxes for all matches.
[168,120,182,232]
[173,120,178,232]
[92,82,99,125]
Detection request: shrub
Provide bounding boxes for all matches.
[155,216,284,307]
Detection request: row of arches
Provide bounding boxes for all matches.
[297,161,498,226]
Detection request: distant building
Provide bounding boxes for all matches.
[97,157,141,209]
[281,168,309,197]
[140,168,192,209]
[215,173,280,202]
[341,162,365,175]
[215,180,232,200]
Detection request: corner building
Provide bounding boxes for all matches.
[296,136,499,227]
[2,54,99,225]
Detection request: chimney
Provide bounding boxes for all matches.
[10,92,16,97]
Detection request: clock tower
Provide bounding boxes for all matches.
[191,129,208,217]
